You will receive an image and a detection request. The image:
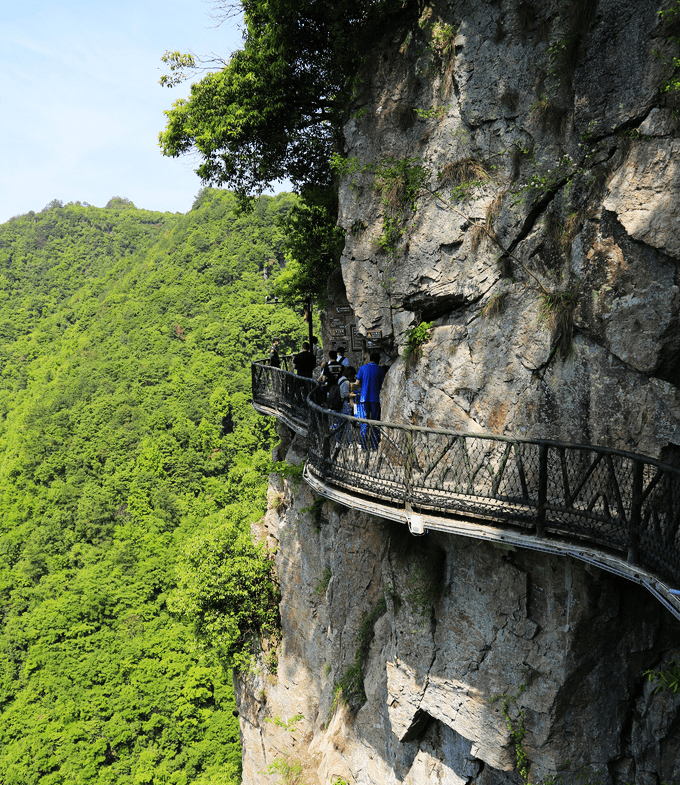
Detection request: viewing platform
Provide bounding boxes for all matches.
[251,359,680,621]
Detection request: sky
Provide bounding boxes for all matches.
[0,0,251,224]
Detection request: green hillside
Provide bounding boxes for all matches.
[0,190,305,784]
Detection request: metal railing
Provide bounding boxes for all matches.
[252,360,680,588]
[251,356,317,435]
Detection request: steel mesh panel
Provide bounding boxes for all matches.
[408,436,537,524]
[540,448,631,553]
[638,466,680,584]
[251,357,314,429]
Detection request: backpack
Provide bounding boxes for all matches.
[327,383,343,412]
[326,361,343,379]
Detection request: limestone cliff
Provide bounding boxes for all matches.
[238,427,680,785]
[239,1,680,783]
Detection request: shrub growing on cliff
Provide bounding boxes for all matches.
[537,288,578,361]
[403,320,434,363]
[331,153,430,256]
[328,595,388,719]
[658,0,680,105]
[372,157,430,254]
[645,660,680,693]
[438,157,490,202]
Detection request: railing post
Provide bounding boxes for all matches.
[536,443,548,537]
[628,460,643,566]
[320,408,331,481]
[404,429,413,506]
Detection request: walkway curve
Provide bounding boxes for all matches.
[251,359,680,620]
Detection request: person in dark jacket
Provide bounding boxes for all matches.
[269,338,281,367]
[293,341,316,378]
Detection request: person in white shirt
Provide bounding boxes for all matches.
[335,345,351,368]
[332,365,356,443]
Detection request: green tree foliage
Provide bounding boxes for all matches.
[169,502,280,671]
[272,187,345,307]
[159,0,413,198]
[0,190,305,784]
[159,0,417,303]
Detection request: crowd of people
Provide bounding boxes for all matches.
[267,337,387,449]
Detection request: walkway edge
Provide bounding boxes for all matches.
[251,401,308,438]
[303,463,680,622]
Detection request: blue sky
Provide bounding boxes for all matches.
[0,0,249,223]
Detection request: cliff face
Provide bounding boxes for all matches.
[340,0,680,457]
[238,429,680,785]
[239,1,680,782]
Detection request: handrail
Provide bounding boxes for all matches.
[251,360,680,604]
[251,356,316,436]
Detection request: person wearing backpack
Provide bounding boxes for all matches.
[329,366,356,443]
[327,381,343,413]
[320,350,343,404]
[339,366,355,414]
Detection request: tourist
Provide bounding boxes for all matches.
[330,365,356,443]
[352,351,385,449]
[335,345,350,368]
[293,341,316,378]
[269,338,281,367]
[339,366,355,415]
[319,350,344,401]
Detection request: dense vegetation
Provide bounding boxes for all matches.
[0,190,307,784]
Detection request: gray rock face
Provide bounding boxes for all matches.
[603,135,680,260]
[238,0,680,782]
[239,445,680,784]
[338,0,680,459]
[572,0,661,137]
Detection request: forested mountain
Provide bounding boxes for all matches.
[0,190,305,784]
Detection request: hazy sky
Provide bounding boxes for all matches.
[0,0,246,224]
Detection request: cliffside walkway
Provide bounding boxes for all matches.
[252,359,680,620]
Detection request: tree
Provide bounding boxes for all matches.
[273,185,345,307]
[105,195,135,209]
[159,0,416,303]
[169,505,280,670]
[159,0,414,201]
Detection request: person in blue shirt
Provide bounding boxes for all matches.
[352,352,385,449]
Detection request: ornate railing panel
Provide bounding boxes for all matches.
[304,388,680,587]
[251,356,315,435]
[251,360,680,588]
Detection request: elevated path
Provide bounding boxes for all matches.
[251,359,680,620]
